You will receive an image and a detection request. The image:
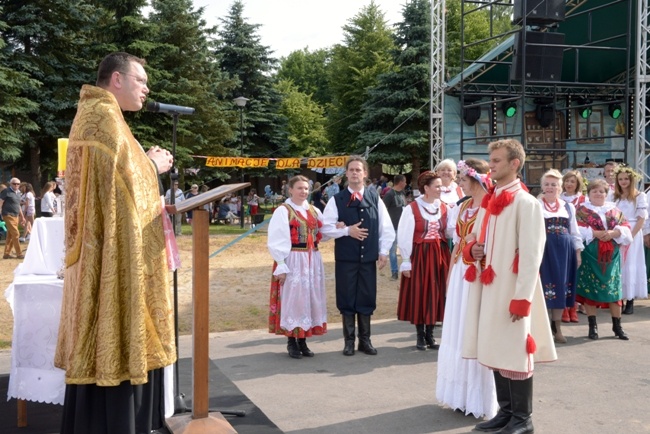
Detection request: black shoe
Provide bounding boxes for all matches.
[298,338,314,357]
[425,325,439,350]
[494,376,534,434]
[391,272,398,280]
[342,314,356,356]
[415,325,426,350]
[587,315,598,340]
[622,299,634,315]
[612,317,629,340]
[357,314,378,355]
[287,338,302,359]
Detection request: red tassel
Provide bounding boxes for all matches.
[464,264,477,282]
[512,251,519,274]
[526,333,537,354]
[480,265,496,284]
[488,190,514,216]
[481,192,492,209]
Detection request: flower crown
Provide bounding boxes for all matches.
[457,160,490,191]
[613,164,641,181]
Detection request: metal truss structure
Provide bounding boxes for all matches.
[430,0,446,169]
[635,0,650,184]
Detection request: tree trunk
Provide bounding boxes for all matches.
[411,154,421,190]
[30,145,41,196]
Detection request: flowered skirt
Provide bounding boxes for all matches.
[576,240,622,306]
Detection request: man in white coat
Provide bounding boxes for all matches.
[462,139,557,434]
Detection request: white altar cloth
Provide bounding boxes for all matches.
[16,217,64,276]
[5,275,66,405]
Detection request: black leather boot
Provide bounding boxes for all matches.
[612,316,629,340]
[425,324,439,349]
[622,299,634,315]
[342,314,356,356]
[587,315,598,340]
[415,324,426,350]
[287,337,302,359]
[495,376,534,434]
[474,371,512,432]
[298,338,314,357]
[357,314,378,355]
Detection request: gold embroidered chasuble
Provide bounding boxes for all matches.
[54,85,176,386]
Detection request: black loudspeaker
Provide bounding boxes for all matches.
[513,0,566,25]
[511,31,564,82]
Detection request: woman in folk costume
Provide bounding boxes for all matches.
[435,158,464,207]
[538,169,583,344]
[397,171,451,350]
[267,175,328,359]
[613,165,648,314]
[575,179,632,340]
[436,159,497,419]
[559,170,587,322]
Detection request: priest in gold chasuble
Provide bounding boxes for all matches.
[55,52,176,434]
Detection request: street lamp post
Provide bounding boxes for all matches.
[233,96,249,228]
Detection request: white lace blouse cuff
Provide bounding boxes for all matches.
[273,262,290,276]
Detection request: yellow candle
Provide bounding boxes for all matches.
[58,138,68,176]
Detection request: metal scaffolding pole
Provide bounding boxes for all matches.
[430,0,446,169]
[635,0,650,183]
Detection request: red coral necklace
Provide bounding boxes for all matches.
[542,198,560,213]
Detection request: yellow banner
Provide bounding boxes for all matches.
[274,158,301,169]
[203,155,350,169]
[205,157,269,168]
[306,156,349,169]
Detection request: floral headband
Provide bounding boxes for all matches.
[613,164,641,181]
[457,160,491,191]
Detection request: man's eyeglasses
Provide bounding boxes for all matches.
[119,72,148,87]
[11,182,20,185]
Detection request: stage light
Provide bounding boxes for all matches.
[535,104,554,128]
[463,106,481,126]
[609,103,622,119]
[577,98,592,119]
[502,101,517,118]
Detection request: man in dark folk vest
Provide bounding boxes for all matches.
[321,156,395,355]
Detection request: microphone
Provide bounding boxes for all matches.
[146,101,195,116]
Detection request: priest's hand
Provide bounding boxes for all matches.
[147,146,174,174]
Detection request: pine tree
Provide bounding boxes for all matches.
[353,0,431,180]
[144,0,236,182]
[328,1,395,154]
[1,0,101,191]
[0,10,39,162]
[216,0,288,168]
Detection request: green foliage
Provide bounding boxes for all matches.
[277,48,332,107]
[216,0,288,169]
[353,0,431,178]
[143,0,236,183]
[445,0,514,78]
[275,79,329,157]
[328,1,396,153]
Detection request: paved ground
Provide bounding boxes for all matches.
[2,302,650,433]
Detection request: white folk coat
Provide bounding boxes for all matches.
[462,179,557,374]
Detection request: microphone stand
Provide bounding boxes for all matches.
[168,113,189,415]
[167,113,245,419]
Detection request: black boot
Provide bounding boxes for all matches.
[298,338,314,357]
[357,314,378,355]
[342,314,356,356]
[622,299,634,315]
[474,371,512,432]
[287,337,302,359]
[495,376,534,434]
[612,316,629,340]
[425,325,439,350]
[415,325,426,350]
[587,315,598,340]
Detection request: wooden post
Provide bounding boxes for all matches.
[166,209,237,434]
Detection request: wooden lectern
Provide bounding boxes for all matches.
[165,182,249,434]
